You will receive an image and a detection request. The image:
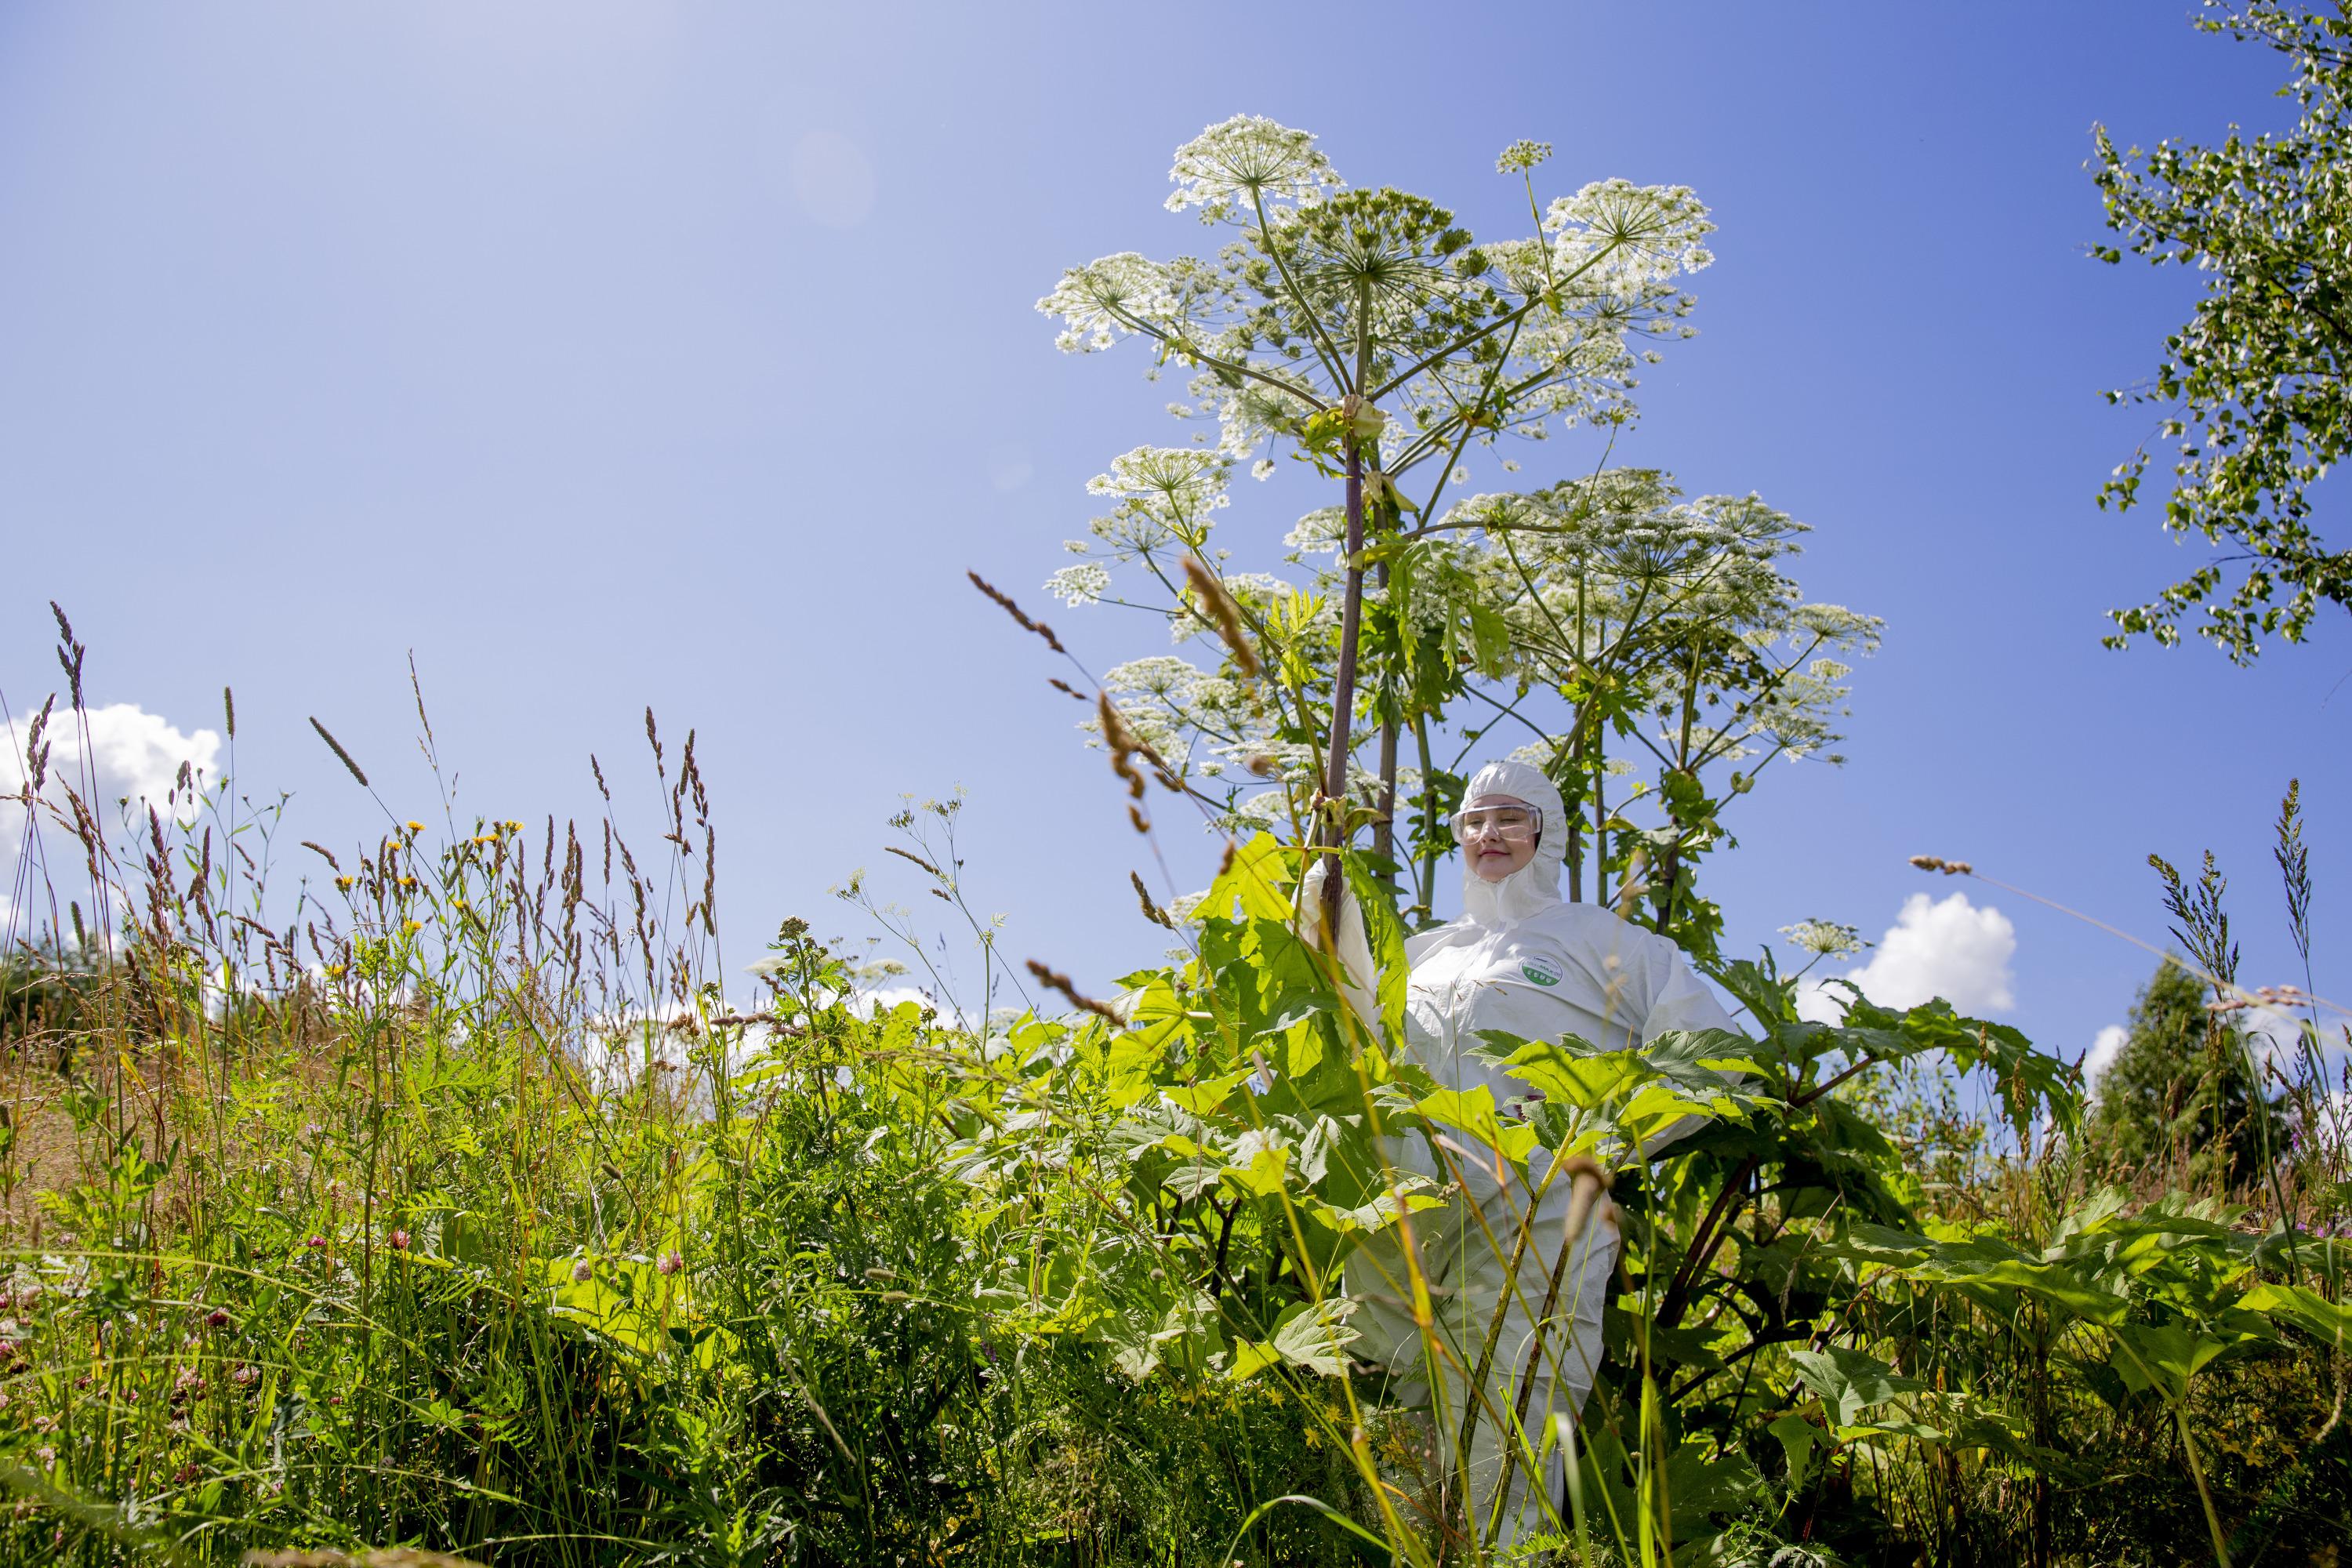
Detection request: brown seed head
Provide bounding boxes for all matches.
[968,571,1067,653]
[1131,870,1174,928]
[1024,958,1125,1025]
[1181,556,1261,677]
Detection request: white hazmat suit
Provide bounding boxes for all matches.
[1312,757,1735,1544]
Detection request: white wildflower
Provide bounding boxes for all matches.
[1496,140,1552,174]
[1780,920,1869,960]
[1047,563,1111,606]
[1166,114,1343,223]
[1283,507,1346,554]
[1036,252,1181,354]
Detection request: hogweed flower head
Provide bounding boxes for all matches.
[1780,919,1868,960]
[1497,140,1553,175]
[1165,114,1342,223]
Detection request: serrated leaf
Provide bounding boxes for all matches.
[1413,1084,1539,1170]
[1790,1345,1925,1428]
[1265,1298,1359,1378]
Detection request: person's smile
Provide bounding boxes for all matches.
[1472,840,1519,872]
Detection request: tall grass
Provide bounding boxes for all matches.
[0,666,1389,1566]
[0,653,2345,1566]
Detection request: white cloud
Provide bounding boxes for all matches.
[2085,1024,2130,1087]
[1796,891,2017,1021]
[1,702,220,816]
[2,702,220,932]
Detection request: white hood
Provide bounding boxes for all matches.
[1459,757,1567,927]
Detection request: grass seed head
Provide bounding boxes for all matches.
[1180,556,1261,677]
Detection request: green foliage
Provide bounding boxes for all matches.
[2087,958,2269,1188]
[0,695,2343,1567]
[2092,0,2352,659]
[1036,122,1877,955]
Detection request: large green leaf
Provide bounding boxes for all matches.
[1413,1083,1539,1171]
[2108,1319,2238,1402]
[2237,1281,2351,1352]
[1229,1298,1358,1381]
[1203,832,1295,926]
[1790,1345,1925,1428]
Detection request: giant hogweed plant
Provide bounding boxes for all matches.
[897,802,2350,1562]
[952,550,2348,1563]
[1037,118,1708,866]
[882,808,2125,1562]
[1034,118,1877,958]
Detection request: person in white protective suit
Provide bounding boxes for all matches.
[1303,757,1736,1547]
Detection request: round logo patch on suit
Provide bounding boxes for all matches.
[1519,954,1563,987]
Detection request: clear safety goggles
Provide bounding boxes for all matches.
[1451,805,1541,844]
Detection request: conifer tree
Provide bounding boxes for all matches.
[2089,956,2270,1189]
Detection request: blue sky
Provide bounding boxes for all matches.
[1,2,2342,1066]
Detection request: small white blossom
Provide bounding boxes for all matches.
[1780,920,1869,960]
[1046,563,1111,606]
[1283,507,1345,555]
[1496,140,1553,174]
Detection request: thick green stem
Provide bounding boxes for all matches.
[2176,1402,2233,1568]
[1411,710,1440,920]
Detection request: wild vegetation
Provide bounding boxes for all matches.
[3,16,2350,1565]
[0,633,2344,1567]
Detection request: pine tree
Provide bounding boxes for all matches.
[2088,956,2270,1189]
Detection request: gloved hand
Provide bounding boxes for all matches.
[1298,853,1381,1033]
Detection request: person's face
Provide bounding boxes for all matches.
[1458,794,1540,882]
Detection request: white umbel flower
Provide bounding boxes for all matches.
[1046,563,1111,605]
[1166,114,1343,223]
